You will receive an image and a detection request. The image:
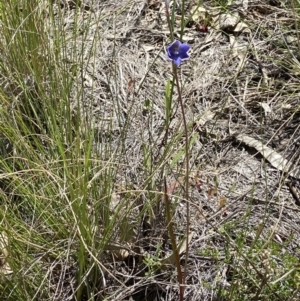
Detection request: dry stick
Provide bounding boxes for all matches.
[163,177,184,301]
[173,63,190,296]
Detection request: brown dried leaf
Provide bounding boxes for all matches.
[208,187,217,198]
[161,232,194,267]
[218,196,227,209]
[234,21,251,33]
[236,134,300,179]
[0,233,12,276]
[219,13,240,30]
[113,249,129,260]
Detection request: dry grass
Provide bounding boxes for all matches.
[1,0,300,300]
[74,0,300,299]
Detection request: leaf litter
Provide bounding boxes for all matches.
[3,0,300,300]
[52,0,300,299]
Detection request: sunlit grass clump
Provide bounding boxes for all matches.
[0,1,133,299]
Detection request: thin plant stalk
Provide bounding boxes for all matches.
[164,0,190,296]
[173,63,190,288]
[179,0,186,40]
[163,177,184,301]
[164,1,174,41]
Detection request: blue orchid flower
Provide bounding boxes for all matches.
[166,40,190,66]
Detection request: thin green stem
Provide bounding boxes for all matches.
[180,0,186,40]
[164,0,190,296]
[163,177,184,301]
[165,4,174,41]
[172,63,190,288]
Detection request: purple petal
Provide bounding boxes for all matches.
[170,40,181,47]
[179,44,190,58]
[167,40,180,57]
[169,40,181,48]
[173,57,181,66]
[179,52,189,60]
[166,40,191,66]
[166,49,174,59]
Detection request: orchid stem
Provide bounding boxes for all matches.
[173,63,190,292]
[164,1,190,297]
[163,177,184,301]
